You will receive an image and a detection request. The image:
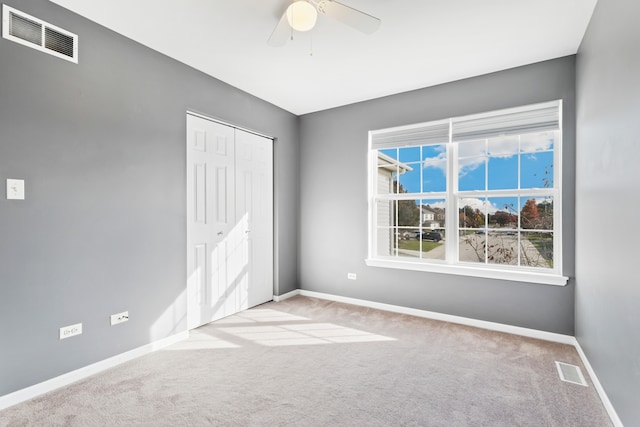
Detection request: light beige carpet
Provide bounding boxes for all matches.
[1,296,612,426]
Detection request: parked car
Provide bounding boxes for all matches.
[401,230,422,239]
[401,231,415,239]
[421,231,443,242]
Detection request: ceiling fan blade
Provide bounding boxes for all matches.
[316,0,381,34]
[267,12,291,46]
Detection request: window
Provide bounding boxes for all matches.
[367,101,567,285]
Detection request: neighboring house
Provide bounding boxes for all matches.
[421,204,445,229]
[377,152,411,256]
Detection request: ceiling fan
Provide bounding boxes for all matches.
[268,0,381,46]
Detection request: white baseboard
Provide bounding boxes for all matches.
[273,289,301,302]
[0,331,189,411]
[573,340,624,427]
[297,289,575,344]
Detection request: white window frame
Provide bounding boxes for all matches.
[366,101,568,286]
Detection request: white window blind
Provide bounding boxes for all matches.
[371,120,450,149]
[371,102,560,149]
[452,104,559,142]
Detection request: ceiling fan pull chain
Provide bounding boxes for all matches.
[290,0,295,40]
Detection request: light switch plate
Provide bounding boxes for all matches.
[6,179,25,200]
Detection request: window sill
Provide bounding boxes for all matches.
[365,258,569,286]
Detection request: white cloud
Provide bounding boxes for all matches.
[459,197,500,214]
[458,156,485,177]
[422,152,446,172]
[423,200,446,210]
[520,131,556,153]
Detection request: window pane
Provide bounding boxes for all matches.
[521,232,553,269]
[459,197,487,229]
[376,200,394,229]
[520,131,556,154]
[488,135,519,156]
[459,230,486,264]
[487,197,518,229]
[487,231,518,266]
[376,150,400,195]
[393,236,423,259]
[458,139,486,157]
[379,148,398,160]
[377,165,396,194]
[488,156,518,190]
[396,232,445,261]
[520,197,553,230]
[421,144,447,192]
[419,234,445,260]
[458,156,486,191]
[399,227,420,240]
[396,199,421,227]
[536,197,554,231]
[376,227,395,257]
[419,199,446,229]
[399,146,420,162]
[417,199,446,260]
[422,167,446,192]
[521,151,553,189]
[397,163,421,194]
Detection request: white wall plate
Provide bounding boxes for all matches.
[6,179,25,200]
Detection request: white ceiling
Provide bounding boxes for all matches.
[49,0,597,115]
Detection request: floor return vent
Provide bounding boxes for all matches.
[555,361,588,386]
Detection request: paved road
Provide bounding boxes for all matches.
[396,234,548,267]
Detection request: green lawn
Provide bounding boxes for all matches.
[398,239,441,253]
[526,234,554,267]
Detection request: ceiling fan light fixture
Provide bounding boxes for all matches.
[286,1,317,32]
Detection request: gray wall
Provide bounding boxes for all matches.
[0,0,298,396]
[299,56,576,335]
[575,0,640,425]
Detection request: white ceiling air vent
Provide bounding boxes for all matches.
[2,4,77,63]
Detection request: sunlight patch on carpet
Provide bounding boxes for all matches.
[219,323,396,347]
[214,309,311,324]
[164,330,240,351]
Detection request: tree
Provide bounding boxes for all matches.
[521,199,540,229]
[459,205,484,228]
[491,210,516,227]
[537,199,553,230]
[533,164,553,188]
[393,182,420,226]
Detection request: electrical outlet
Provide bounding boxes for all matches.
[59,323,82,340]
[110,311,129,326]
[347,273,357,280]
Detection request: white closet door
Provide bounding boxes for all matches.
[235,129,274,309]
[187,114,273,330]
